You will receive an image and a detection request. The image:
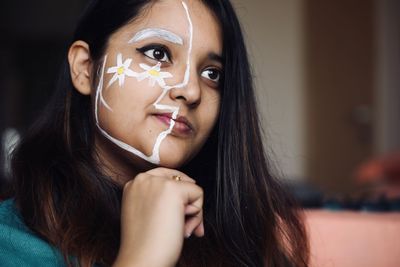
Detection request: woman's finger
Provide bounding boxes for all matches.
[181,183,204,238]
[146,167,196,183]
[185,204,201,215]
[184,211,203,238]
[178,181,203,206]
[193,221,205,237]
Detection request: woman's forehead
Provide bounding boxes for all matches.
[114,0,222,52]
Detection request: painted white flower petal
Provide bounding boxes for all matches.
[122,74,127,86]
[124,58,133,67]
[153,62,162,70]
[160,72,173,78]
[149,78,156,87]
[107,66,119,73]
[117,53,123,65]
[108,74,119,87]
[125,69,137,77]
[139,63,151,71]
[118,75,124,87]
[157,79,166,87]
[137,73,147,82]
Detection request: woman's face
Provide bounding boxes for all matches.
[95,0,222,170]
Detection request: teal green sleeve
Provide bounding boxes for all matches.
[0,199,66,267]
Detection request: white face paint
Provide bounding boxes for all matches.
[106,53,138,88]
[136,62,173,87]
[95,1,194,165]
[129,28,184,46]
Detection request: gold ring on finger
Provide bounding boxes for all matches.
[172,175,182,181]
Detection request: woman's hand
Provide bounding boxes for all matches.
[113,167,204,267]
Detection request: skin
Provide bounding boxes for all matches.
[98,0,221,175]
[68,0,222,266]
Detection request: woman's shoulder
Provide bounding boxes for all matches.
[0,199,26,230]
[0,199,66,267]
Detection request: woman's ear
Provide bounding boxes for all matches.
[68,40,92,95]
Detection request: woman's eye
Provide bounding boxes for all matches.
[201,68,221,84]
[137,45,171,63]
[144,48,169,62]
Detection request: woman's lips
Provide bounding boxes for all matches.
[153,113,193,136]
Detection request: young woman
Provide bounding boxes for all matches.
[0,0,309,266]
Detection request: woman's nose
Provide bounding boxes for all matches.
[169,70,201,107]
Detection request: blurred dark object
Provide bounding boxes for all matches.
[0,0,87,138]
[388,197,400,211]
[0,175,12,200]
[285,181,323,208]
[286,179,400,212]
[321,193,400,212]
[0,128,19,199]
[359,195,391,212]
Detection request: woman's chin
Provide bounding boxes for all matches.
[157,156,186,170]
[98,133,193,173]
[122,149,186,173]
[156,139,197,169]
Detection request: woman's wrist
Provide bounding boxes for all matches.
[112,253,174,267]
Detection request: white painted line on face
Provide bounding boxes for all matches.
[98,126,161,164]
[95,1,193,165]
[146,1,194,162]
[163,1,193,90]
[95,56,113,112]
[95,55,161,164]
[129,28,184,45]
[100,95,113,111]
[150,103,180,163]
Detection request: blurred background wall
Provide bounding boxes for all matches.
[233,0,400,194]
[232,0,306,183]
[1,0,399,195]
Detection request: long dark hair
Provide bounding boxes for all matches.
[8,0,308,266]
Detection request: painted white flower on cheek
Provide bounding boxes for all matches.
[107,53,138,87]
[137,62,173,87]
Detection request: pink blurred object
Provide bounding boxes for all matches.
[355,152,400,183]
[306,210,400,267]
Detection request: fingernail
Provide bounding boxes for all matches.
[185,233,192,239]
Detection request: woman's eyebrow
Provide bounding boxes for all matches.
[128,28,184,45]
[208,52,223,64]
